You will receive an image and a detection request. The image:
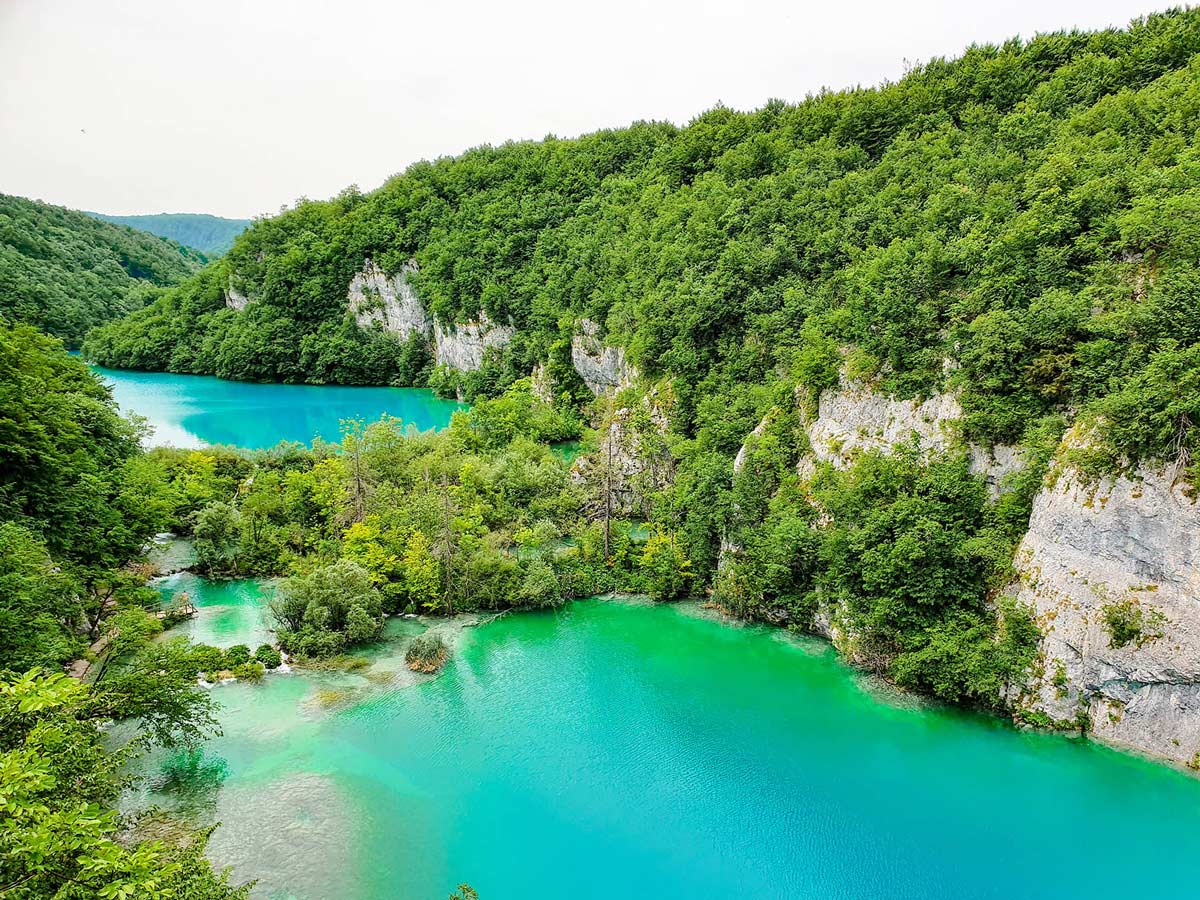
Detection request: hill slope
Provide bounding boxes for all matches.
[79,8,1200,763]
[0,194,204,346]
[84,9,1200,450]
[87,212,251,255]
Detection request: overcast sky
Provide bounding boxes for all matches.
[0,0,1176,219]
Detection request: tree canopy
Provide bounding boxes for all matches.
[82,9,1200,468]
[0,194,203,346]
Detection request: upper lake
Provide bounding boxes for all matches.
[91,366,465,448]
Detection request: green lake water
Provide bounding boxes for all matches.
[154,572,276,649]
[91,366,465,448]
[135,586,1200,900]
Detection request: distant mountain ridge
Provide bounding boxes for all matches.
[87,211,251,255]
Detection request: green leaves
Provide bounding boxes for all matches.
[0,671,247,900]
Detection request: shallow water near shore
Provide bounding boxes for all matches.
[92,366,465,448]
[129,587,1200,900]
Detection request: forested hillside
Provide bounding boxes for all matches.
[0,194,204,346]
[86,9,1200,466]
[88,211,252,255]
[75,10,1200,752]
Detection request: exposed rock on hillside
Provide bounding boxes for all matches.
[434,312,515,372]
[572,389,672,518]
[805,378,962,466]
[1012,429,1200,764]
[224,281,250,311]
[347,259,431,340]
[339,260,513,373]
[571,319,637,395]
[794,372,1022,494]
[530,362,555,403]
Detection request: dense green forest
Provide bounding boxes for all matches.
[87,212,252,256]
[0,194,204,346]
[86,9,1200,471]
[0,325,249,898]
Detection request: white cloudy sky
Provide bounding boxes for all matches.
[0,0,1175,218]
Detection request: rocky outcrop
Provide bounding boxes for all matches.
[571,389,672,518]
[733,415,772,475]
[530,362,555,403]
[572,319,637,395]
[433,312,514,372]
[796,373,1021,494]
[805,378,963,466]
[347,259,431,340]
[1013,430,1200,764]
[224,282,250,311]
[342,259,515,372]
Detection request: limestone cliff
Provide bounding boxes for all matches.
[340,260,514,373]
[347,259,431,341]
[794,373,1021,494]
[1012,429,1200,764]
[224,281,250,311]
[433,312,515,372]
[571,319,637,395]
[571,389,672,518]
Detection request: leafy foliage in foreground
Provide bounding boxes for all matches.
[1,194,203,346]
[84,9,1200,466]
[0,329,251,896]
[0,324,175,669]
[0,671,247,900]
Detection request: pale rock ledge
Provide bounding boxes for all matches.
[571,318,637,396]
[1012,427,1200,764]
[224,282,250,311]
[796,373,1022,495]
[433,312,515,372]
[346,259,431,341]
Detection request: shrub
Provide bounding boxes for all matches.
[184,643,225,677]
[278,627,347,660]
[254,644,283,669]
[223,644,251,666]
[231,661,265,680]
[406,633,448,674]
[1101,598,1166,649]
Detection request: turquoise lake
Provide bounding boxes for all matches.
[91,366,464,448]
[136,582,1200,900]
[113,370,1200,899]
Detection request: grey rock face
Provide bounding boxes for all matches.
[733,414,771,475]
[806,378,964,466]
[1013,429,1200,764]
[795,372,1021,493]
[530,362,555,403]
[347,259,431,340]
[571,318,637,395]
[433,312,515,372]
[224,282,250,311]
[571,390,672,518]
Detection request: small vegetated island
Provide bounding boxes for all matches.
[4,8,1200,898]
